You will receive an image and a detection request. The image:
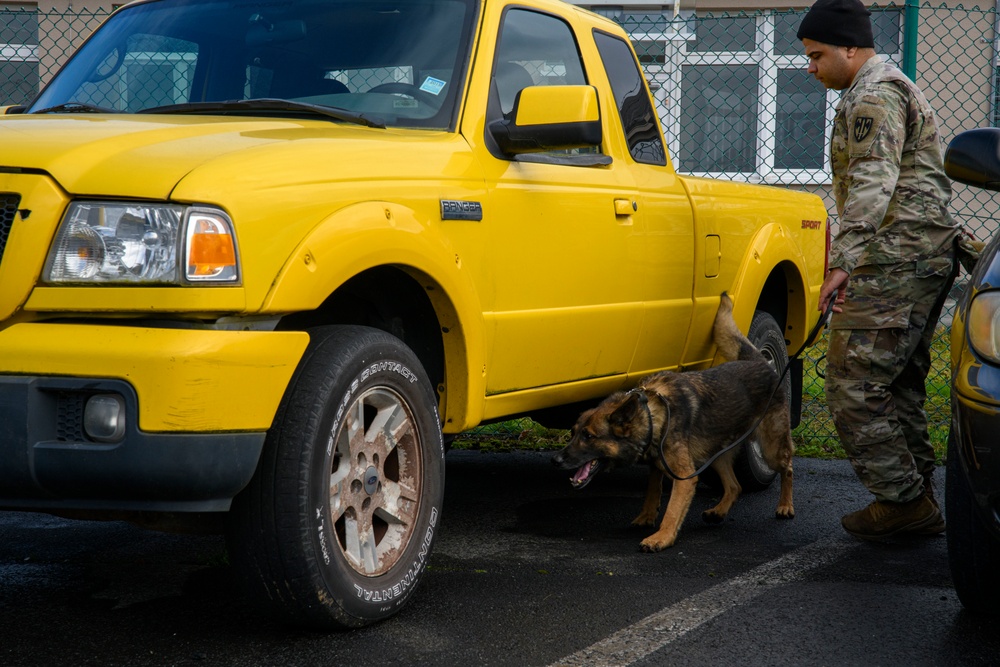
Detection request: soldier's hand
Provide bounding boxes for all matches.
[819,268,850,314]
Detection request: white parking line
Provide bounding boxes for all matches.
[549,538,857,667]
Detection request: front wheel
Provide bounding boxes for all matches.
[732,310,788,491]
[946,428,1000,615]
[226,325,445,629]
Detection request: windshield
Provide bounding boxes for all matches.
[28,0,477,129]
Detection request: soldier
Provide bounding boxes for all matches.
[798,0,959,540]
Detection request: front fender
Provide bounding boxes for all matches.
[263,201,487,431]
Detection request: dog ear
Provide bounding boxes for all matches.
[609,393,642,437]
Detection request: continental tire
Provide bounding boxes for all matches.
[732,310,788,492]
[227,325,445,629]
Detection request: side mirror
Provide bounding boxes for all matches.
[1,105,26,115]
[488,85,602,156]
[945,128,1000,191]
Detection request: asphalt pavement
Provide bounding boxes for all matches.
[1,452,998,666]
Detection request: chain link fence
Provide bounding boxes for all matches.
[614,2,999,454]
[1,7,107,106]
[3,3,998,452]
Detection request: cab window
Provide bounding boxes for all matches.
[593,30,665,166]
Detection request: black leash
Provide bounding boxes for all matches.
[644,297,837,482]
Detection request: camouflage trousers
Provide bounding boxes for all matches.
[825,254,956,503]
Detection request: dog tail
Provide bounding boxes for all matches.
[714,292,761,363]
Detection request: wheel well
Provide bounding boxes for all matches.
[753,260,810,338]
[753,261,809,428]
[276,267,445,391]
[755,268,789,333]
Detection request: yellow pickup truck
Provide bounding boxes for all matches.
[0,0,828,628]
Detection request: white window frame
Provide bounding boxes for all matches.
[0,43,37,61]
[1,2,38,61]
[1,5,40,73]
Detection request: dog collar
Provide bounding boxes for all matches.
[626,387,657,457]
[629,387,684,478]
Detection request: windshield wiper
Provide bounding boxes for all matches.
[32,101,120,114]
[137,98,386,129]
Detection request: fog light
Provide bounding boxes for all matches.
[83,394,126,442]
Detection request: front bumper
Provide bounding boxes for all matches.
[0,322,310,511]
[0,376,265,511]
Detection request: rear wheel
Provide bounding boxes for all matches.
[732,310,788,491]
[226,325,445,629]
[946,428,1000,615]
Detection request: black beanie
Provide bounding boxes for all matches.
[796,0,875,48]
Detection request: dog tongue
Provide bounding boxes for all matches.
[572,461,595,485]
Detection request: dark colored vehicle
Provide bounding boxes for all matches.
[943,127,1000,615]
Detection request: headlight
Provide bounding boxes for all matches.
[968,290,1000,364]
[44,202,239,285]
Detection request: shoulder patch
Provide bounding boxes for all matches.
[848,103,888,157]
[853,116,875,143]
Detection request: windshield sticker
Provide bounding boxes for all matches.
[419,77,446,96]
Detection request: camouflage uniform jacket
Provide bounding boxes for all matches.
[830,56,958,274]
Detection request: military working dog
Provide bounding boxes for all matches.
[552,293,795,551]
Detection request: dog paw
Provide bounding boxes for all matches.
[775,506,795,520]
[702,509,726,524]
[639,535,675,552]
[631,513,658,527]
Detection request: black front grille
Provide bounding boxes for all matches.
[0,193,20,265]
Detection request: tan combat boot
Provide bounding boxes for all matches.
[923,472,939,510]
[841,495,945,541]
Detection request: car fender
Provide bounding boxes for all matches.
[728,221,815,350]
[263,200,487,431]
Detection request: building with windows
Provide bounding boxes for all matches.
[1,2,40,105]
[1,0,112,107]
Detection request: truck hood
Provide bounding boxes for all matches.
[0,114,390,199]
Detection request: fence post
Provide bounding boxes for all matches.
[902,0,919,80]
[992,0,1000,129]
